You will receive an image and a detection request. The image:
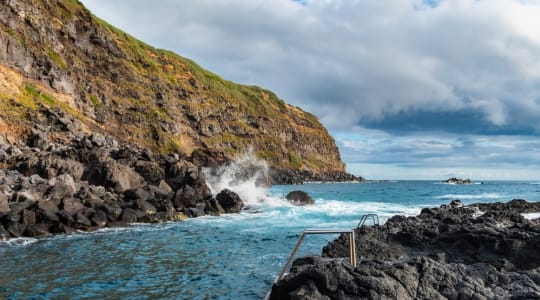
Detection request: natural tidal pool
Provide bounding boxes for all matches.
[1,181,539,299]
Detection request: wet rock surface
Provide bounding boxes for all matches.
[286,190,314,206]
[0,131,244,240]
[270,200,540,299]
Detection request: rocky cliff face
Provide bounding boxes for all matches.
[0,0,354,181]
[0,0,358,182]
[0,0,360,241]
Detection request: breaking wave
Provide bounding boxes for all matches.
[202,149,288,207]
[435,193,503,200]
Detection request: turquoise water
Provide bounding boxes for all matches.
[1,181,539,299]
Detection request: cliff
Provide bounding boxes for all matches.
[0,0,355,181]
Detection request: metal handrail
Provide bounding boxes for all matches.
[274,228,356,283]
[357,213,379,228]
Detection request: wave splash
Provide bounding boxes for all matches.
[0,237,38,247]
[202,149,288,207]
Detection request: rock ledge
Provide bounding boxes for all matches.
[270,199,540,299]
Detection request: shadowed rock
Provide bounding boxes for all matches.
[286,190,314,206]
[216,189,244,213]
[0,131,253,240]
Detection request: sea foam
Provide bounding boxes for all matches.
[202,149,289,208]
[436,193,503,200]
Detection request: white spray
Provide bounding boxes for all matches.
[203,149,289,208]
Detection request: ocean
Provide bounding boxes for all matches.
[1,180,539,299]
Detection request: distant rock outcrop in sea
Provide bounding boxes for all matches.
[270,199,540,299]
[444,177,473,184]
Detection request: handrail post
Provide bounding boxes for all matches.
[349,230,356,267]
[268,227,362,299]
[276,232,306,282]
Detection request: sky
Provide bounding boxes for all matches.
[80,0,540,180]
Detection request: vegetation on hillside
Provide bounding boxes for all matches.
[0,0,345,174]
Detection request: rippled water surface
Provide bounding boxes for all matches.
[1,181,539,299]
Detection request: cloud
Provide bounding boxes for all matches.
[81,0,540,134]
[80,0,540,179]
[336,127,540,179]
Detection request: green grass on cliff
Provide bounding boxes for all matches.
[24,84,56,105]
[91,11,292,121]
[0,0,344,174]
[47,49,67,70]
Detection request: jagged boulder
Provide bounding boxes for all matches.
[0,225,10,240]
[0,192,10,214]
[83,160,145,193]
[135,160,164,185]
[216,189,244,213]
[49,174,79,198]
[286,190,314,206]
[205,198,225,216]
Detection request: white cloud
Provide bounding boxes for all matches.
[80,0,540,179]
[81,0,540,130]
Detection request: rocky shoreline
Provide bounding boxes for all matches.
[270,169,364,185]
[0,110,358,241]
[270,199,540,299]
[0,117,246,240]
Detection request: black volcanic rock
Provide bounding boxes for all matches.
[0,131,229,240]
[286,190,314,206]
[444,177,473,184]
[271,169,364,185]
[216,189,244,214]
[270,200,540,299]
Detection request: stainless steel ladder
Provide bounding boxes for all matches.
[357,213,379,228]
[274,228,356,283]
[267,215,380,299]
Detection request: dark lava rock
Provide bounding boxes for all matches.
[173,185,200,208]
[25,223,50,237]
[0,225,10,240]
[216,189,244,213]
[444,177,473,184]
[0,193,10,214]
[7,222,25,237]
[0,131,246,241]
[205,198,225,216]
[49,174,79,198]
[270,200,540,299]
[271,169,364,185]
[286,190,314,206]
[271,255,540,300]
[83,160,144,193]
[90,209,108,227]
[120,208,139,223]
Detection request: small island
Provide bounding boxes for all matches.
[444,177,473,184]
